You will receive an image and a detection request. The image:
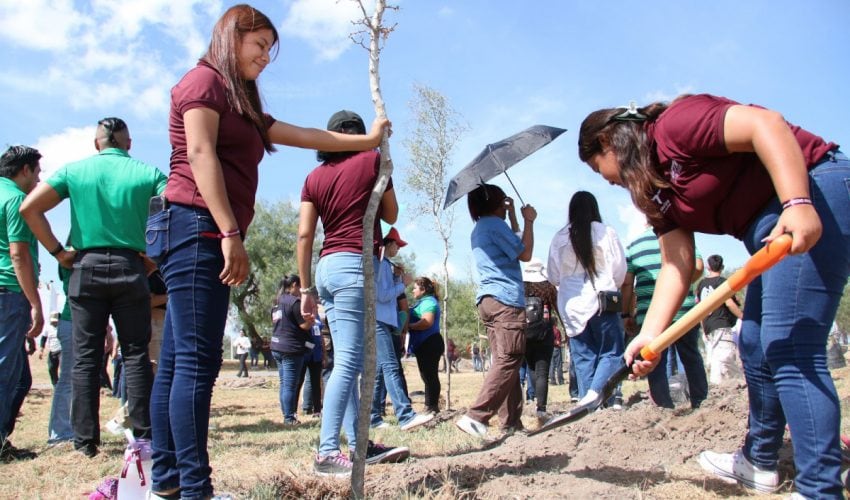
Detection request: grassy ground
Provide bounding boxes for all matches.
[2,357,580,498]
[3,356,848,498]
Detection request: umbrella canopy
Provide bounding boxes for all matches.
[443,124,567,209]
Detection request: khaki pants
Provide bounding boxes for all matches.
[466,297,526,429]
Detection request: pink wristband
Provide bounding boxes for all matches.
[781,197,813,210]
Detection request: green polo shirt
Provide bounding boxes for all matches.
[0,177,38,292]
[47,148,167,252]
[626,227,701,326]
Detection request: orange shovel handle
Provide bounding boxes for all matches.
[639,234,793,361]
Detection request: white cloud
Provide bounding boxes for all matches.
[0,0,89,51]
[643,85,696,104]
[33,126,97,179]
[0,0,219,117]
[617,202,648,244]
[280,0,375,61]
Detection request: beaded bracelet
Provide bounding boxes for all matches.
[781,197,813,210]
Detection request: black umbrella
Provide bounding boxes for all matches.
[443,124,567,209]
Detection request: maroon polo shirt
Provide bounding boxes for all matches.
[165,60,274,234]
[301,150,392,257]
[646,94,837,238]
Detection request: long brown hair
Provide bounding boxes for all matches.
[577,100,673,225]
[203,4,279,153]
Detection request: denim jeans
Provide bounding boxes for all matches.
[272,351,305,423]
[48,319,74,443]
[549,346,563,384]
[149,204,230,499]
[5,346,31,439]
[647,324,708,409]
[738,152,850,498]
[570,311,625,398]
[316,252,364,456]
[0,290,29,443]
[371,322,416,427]
[69,248,152,452]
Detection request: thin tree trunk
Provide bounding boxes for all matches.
[442,238,450,409]
[352,1,390,497]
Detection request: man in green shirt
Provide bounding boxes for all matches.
[0,145,42,461]
[21,117,166,458]
[621,225,708,409]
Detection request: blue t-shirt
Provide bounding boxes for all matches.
[471,216,525,308]
[409,295,441,352]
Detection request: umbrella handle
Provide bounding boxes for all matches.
[503,171,525,207]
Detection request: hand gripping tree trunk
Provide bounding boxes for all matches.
[352,1,396,497]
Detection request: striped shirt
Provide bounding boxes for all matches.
[625,227,700,326]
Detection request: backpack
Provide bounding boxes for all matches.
[524,296,547,341]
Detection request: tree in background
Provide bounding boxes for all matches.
[230,200,320,344]
[403,83,467,407]
[836,283,850,334]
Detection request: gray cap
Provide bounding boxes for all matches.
[327,110,366,134]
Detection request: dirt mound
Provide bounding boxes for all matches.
[364,382,799,498]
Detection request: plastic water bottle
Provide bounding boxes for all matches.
[117,430,152,499]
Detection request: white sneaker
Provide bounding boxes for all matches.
[698,449,780,493]
[577,390,599,406]
[455,415,487,438]
[400,413,434,431]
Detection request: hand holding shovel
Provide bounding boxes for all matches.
[531,234,793,436]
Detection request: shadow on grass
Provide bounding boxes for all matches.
[213,417,320,434]
[209,404,259,418]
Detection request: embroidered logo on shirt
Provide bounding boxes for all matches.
[670,160,683,181]
[651,189,672,214]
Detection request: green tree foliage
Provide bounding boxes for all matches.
[231,200,320,342]
[444,277,480,354]
[836,282,850,333]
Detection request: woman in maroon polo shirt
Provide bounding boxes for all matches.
[146,5,389,499]
[578,94,849,497]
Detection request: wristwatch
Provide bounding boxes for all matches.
[301,285,317,295]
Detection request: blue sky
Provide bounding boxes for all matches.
[2,0,849,299]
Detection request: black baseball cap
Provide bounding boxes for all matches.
[327,110,366,134]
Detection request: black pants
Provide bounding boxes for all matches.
[70,248,152,452]
[525,340,554,412]
[47,351,61,386]
[299,359,323,412]
[414,334,444,412]
[237,353,249,377]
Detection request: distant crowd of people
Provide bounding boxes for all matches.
[0,3,847,499]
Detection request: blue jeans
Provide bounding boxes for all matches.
[272,351,305,423]
[371,322,416,427]
[570,311,625,398]
[48,319,74,443]
[0,291,30,443]
[647,324,708,409]
[316,252,364,456]
[149,204,230,499]
[737,152,850,498]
